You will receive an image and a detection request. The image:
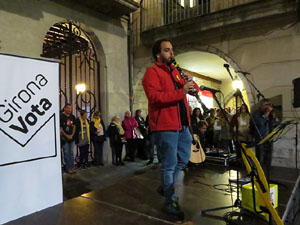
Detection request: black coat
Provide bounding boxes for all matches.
[107,122,124,146]
[135,116,148,137]
[90,119,107,143]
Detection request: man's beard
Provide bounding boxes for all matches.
[163,57,172,65]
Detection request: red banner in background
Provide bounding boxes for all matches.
[199,90,213,98]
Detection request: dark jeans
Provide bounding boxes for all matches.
[63,141,75,170]
[126,138,137,161]
[149,133,160,160]
[79,144,89,165]
[137,138,147,159]
[111,143,123,164]
[93,141,104,165]
[255,143,272,178]
[111,144,116,164]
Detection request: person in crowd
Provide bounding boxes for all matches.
[216,109,232,151]
[135,109,148,160]
[107,116,126,166]
[226,107,234,116]
[60,103,76,174]
[251,99,273,167]
[75,110,90,169]
[231,104,252,143]
[142,38,199,220]
[90,111,106,166]
[122,111,138,162]
[206,108,216,147]
[191,107,204,132]
[188,106,193,117]
[195,120,211,152]
[270,109,281,130]
[212,109,221,148]
[146,114,160,165]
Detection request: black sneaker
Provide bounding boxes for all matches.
[146,159,153,165]
[163,196,184,221]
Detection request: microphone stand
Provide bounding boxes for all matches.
[237,71,265,104]
[202,89,242,216]
[202,68,266,222]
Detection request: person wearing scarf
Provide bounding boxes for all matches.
[135,109,148,160]
[90,111,107,166]
[75,110,90,169]
[107,116,126,166]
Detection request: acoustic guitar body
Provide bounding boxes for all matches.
[190,134,206,164]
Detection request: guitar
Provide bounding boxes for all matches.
[190,134,206,164]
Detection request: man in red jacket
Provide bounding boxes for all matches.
[142,39,199,220]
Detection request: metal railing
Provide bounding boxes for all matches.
[141,0,259,32]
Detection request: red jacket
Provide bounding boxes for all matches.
[142,62,200,131]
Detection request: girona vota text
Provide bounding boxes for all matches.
[0,74,52,134]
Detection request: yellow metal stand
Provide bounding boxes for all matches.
[241,143,283,225]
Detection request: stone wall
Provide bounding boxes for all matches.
[0,0,131,163]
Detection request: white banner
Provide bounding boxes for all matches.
[0,54,62,224]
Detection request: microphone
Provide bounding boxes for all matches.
[235,70,251,75]
[223,64,234,80]
[200,85,221,94]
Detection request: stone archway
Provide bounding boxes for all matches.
[132,44,254,114]
[41,20,107,120]
[174,44,255,107]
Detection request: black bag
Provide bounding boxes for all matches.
[96,135,106,143]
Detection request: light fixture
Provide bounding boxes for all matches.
[180,0,194,8]
[232,77,243,90]
[75,83,86,94]
[180,0,184,7]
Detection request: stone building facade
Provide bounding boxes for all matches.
[132,0,300,168]
[0,0,139,164]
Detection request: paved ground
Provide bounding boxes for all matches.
[5,159,299,225]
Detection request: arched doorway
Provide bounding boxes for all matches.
[173,50,250,113]
[41,21,100,118]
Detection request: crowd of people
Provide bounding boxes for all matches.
[190,102,280,159]
[60,38,281,221]
[60,104,153,174]
[141,38,281,220]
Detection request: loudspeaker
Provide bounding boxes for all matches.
[293,78,300,108]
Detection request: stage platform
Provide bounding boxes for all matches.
[4,161,299,225]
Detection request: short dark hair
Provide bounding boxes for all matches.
[63,103,72,109]
[152,38,172,61]
[79,109,87,117]
[197,120,208,129]
[93,111,100,118]
[260,99,270,107]
[135,109,141,117]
